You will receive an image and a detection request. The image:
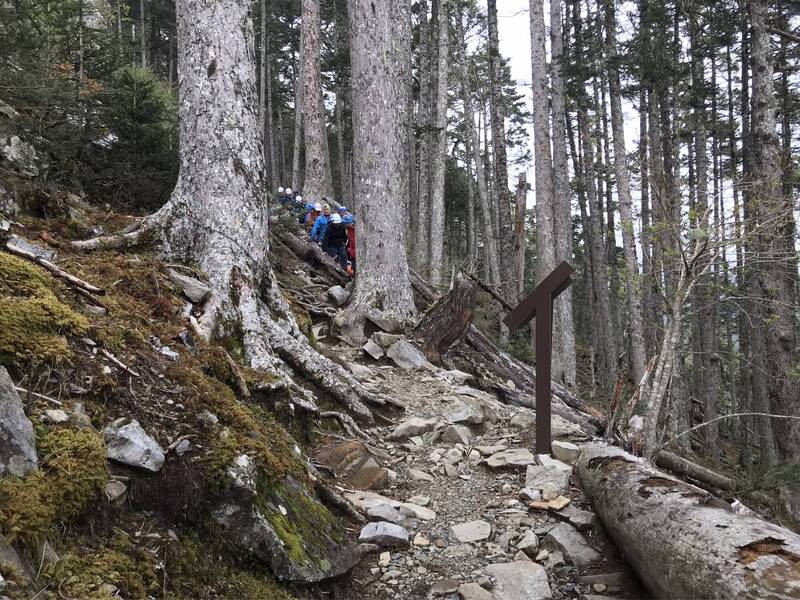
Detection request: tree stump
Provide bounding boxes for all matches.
[414,275,477,363]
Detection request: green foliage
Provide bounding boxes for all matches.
[0,253,89,367]
[0,427,107,544]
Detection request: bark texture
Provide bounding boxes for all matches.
[414,275,477,363]
[578,443,800,600]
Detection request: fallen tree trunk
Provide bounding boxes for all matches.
[280,233,349,286]
[414,274,477,363]
[577,443,800,600]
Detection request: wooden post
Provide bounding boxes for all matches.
[504,261,574,454]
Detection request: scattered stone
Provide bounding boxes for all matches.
[176,329,196,354]
[367,504,404,524]
[544,550,565,568]
[365,308,402,333]
[484,561,552,600]
[372,332,405,349]
[363,339,385,360]
[389,417,437,440]
[357,543,380,556]
[551,440,580,464]
[556,504,597,531]
[104,480,127,503]
[168,269,211,303]
[159,346,179,360]
[520,488,543,502]
[348,362,375,382]
[593,583,608,593]
[398,503,436,520]
[386,340,429,370]
[517,530,539,555]
[358,522,409,547]
[447,396,500,425]
[578,573,626,587]
[407,495,430,506]
[43,409,69,424]
[542,522,601,568]
[344,490,399,513]
[226,454,258,499]
[439,369,473,385]
[407,468,435,482]
[449,520,491,543]
[413,532,430,546]
[174,439,191,456]
[536,454,572,472]
[0,367,39,477]
[103,419,165,472]
[0,135,45,176]
[314,440,389,490]
[486,448,537,469]
[510,411,583,439]
[441,424,473,445]
[515,550,532,562]
[525,464,570,499]
[327,285,350,306]
[457,582,493,600]
[196,409,219,427]
[474,444,508,456]
[378,551,391,567]
[430,578,460,596]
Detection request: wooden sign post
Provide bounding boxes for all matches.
[503,261,574,454]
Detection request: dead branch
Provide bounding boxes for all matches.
[15,386,63,406]
[461,270,514,311]
[223,350,251,399]
[100,348,141,377]
[5,241,105,295]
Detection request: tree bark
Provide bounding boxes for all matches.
[414,275,477,363]
[291,33,305,191]
[414,0,432,274]
[513,173,527,299]
[428,0,449,288]
[300,0,333,201]
[577,443,800,600]
[343,0,416,327]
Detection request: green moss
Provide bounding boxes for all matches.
[44,534,157,600]
[225,572,296,600]
[0,253,89,366]
[0,427,107,544]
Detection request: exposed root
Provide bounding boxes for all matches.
[319,411,371,440]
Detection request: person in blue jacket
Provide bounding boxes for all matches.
[310,203,331,244]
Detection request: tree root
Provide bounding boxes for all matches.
[319,411,371,440]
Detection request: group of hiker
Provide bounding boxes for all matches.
[276,187,356,275]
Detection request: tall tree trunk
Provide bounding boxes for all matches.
[748,0,798,463]
[414,0,432,274]
[605,0,646,385]
[428,0,449,288]
[333,0,352,207]
[343,0,416,325]
[513,173,527,300]
[139,0,147,67]
[300,0,333,201]
[549,0,576,386]
[291,34,305,191]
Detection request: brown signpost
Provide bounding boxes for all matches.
[503,261,574,454]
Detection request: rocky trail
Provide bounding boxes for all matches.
[309,336,650,600]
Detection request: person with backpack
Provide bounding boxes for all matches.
[323,213,348,269]
[310,203,331,243]
[343,214,356,274]
[305,202,322,230]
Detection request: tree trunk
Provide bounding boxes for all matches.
[343,0,416,327]
[549,0,576,386]
[414,0,432,273]
[72,0,386,423]
[291,34,304,191]
[300,0,333,201]
[428,0,449,288]
[605,0,646,386]
[414,275,477,363]
[139,0,147,67]
[577,443,800,600]
[513,173,527,299]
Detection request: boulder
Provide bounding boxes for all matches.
[362,339,385,360]
[551,441,580,464]
[103,419,165,472]
[457,582,493,600]
[388,417,437,440]
[484,560,552,600]
[365,309,402,333]
[447,397,500,426]
[347,362,376,382]
[358,522,409,547]
[314,440,389,490]
[485,448,537,469]
[168,269,211,303]
[7,235,57,261]
[440,424,473,445]
[0,135,45,177]
[367,504,404,524]
[525,464,570,500]
[327,285,350,306]
[213,475,359,583]
[0,367,38,477]
[555,504,597,531]
[449,520,491,543]
[386,340,429,370]
[542,522,601,568]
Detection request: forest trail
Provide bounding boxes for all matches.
[309,337,649,600]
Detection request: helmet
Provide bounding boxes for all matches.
[296,195,303,203]
[278,186,285,193]
[314,203,322,211]
[305,203,314,211]
[342,215,354,225]
[338,206,348,213]
[331,214,342,224]
[286,187,293,195]
[323,203,331,211]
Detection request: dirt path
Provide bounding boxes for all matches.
[313,339,651,600]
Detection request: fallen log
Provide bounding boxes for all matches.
[280,232,348,286]
[5,240,105,295]
[577,443,800,600]
[414,274,477,363]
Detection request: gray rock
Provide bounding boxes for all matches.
[485,448,537,469]
[430,578,460,596]
[516,530,539,555]
[474,444,508,456]
[362,339,385,360]
[542,522,601,568]
[103,419,165,472]
[525,464,570,499]
[104,480,127,503]
[447,397,500,425]
[457,582,493,600]
[174,439,191,456]
[407,494,430,506]
[519,488,543,502]
[358,522,409,547]
[551,440,580,464]
[509,411,583,439]
[159,346,180,360]
[578,572,626,587]
[0,135,44,177]
[407,467,435,482]
[196,409,220,427]
[0,367,38,477]
[367,503,404,524]
[7,235,57,261]
[440,424,473,445]
[536,453,571,472]
[388,417,437,440]
[449,520,491,543]
[43,409,69,424]
[398,502,436,520]
[327,285,350,306]
[371,332,405,348]
[365,308,402,333]
[484,561,552,600]
[386,340,428,369]
[348,362,375,382]
[0,533,32,586]
[439,369,473,385]
[168,269,211,303]
[556,504,597,531]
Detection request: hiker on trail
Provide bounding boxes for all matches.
[305,202,322,231]
[291,195,304,220]
[277,186,285,202]
[323,213,348,269]
[310,203,331,243]
[343,214,356,274]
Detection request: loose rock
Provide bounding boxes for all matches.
[457,582,493,600]
[551,440,580,464]
[386,340,429,370]
[389,417,437,440]
[486,448,537,469]
[449,520,491,543]
[542,522,601,568]
[103,419,165,472]
[358,522,409,547]
[168,269,211,303]
[484,561,552,600]
[0,367,38,477]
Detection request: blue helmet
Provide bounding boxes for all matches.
[338,206,348,213]
[305,203,314,211]
[342,215,355,225]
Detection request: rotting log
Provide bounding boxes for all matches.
[414,274,477,363]
[280,232,348,286]
[577,443,800,600]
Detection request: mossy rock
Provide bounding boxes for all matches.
[0,253,88,367]
[0,426,107,544]
[212,475,358,584]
